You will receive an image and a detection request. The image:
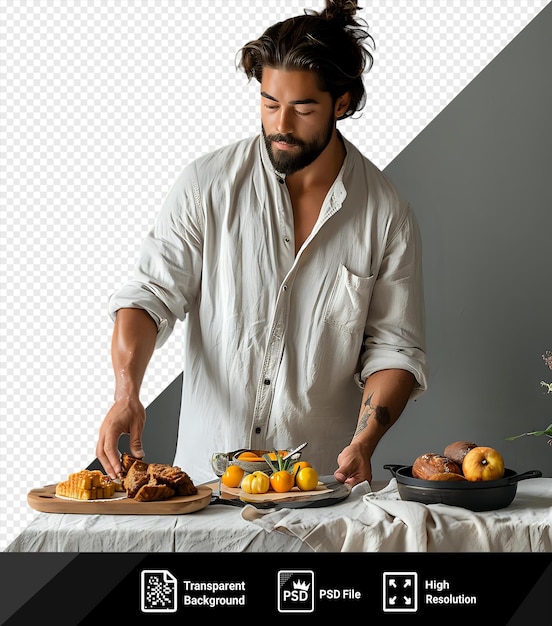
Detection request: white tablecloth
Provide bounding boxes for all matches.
[244,478,552,552]
[5,479,552,553]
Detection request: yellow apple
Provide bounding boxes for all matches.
[462,446,505,481]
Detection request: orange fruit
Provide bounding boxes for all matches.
[221,464,245,488]
[269,470,295,493]
[291,461,311,477]
[237,451,264,461]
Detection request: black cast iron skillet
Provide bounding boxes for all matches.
[384,464,542,511]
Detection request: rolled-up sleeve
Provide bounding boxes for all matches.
[108,163,204,348]
[357,206,428,398]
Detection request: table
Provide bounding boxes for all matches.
[5,478,552,553]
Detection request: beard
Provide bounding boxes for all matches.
[262,114,335,176]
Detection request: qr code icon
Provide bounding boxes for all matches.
[141,569,178,613]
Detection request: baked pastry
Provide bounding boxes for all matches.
[134,484,175,502]
[120,453,143,474]
[123,460,149,498]
[428,472,467,481]
[412,453,461,480]
[55,469,116,500]
[120,455,197,500]
[443,441,478,467]
[147,463,197,496]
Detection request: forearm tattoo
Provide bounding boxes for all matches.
[354,391,391,437]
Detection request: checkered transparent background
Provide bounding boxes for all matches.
[1,0,548,550]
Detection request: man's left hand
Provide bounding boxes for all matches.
[333,441,372,486]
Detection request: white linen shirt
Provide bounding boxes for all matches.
[108,133,428,484]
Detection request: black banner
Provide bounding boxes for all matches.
[1,552,549,624]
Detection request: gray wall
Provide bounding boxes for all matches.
[374,3,552,479]
[130,5,552,481]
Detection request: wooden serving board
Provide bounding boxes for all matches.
[208,476,351,509]
[27,484,212,515]
[229,483,331,503]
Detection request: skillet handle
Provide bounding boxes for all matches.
[383,464,403,478]
[507,469,542,485]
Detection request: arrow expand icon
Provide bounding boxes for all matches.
[383,572,418,613]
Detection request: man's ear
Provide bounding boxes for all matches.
[334,92,352,119]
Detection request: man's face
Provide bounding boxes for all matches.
[260,68,337,176]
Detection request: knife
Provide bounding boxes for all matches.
[282,442,308,461]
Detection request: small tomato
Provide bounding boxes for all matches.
[269,470,295,493]
[295,467,319,491]
[241,471,270,494]
[221,464,244,488]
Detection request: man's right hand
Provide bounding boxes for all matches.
[96,307,158,478]
[96,395,147,479]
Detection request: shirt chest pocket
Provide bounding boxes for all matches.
[323,264,375,335]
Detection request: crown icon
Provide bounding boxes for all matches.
[292,580,311,591]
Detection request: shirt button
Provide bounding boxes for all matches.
[284,236,290,243]
[255,427,261,434]
[263,378,270,385]
[282,285,288,291]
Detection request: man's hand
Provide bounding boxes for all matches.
[96,308,157,478]
[333,440,372,486]
[95,396,146,479]
[334,369,417,487]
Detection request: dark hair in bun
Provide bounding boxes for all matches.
[320,0,362,26]
[239,1,375,119]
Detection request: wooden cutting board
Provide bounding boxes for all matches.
[225,482,331,503]
[208,476,352,508]
[27,484,212,515]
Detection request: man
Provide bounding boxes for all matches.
[96,0,428,487]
